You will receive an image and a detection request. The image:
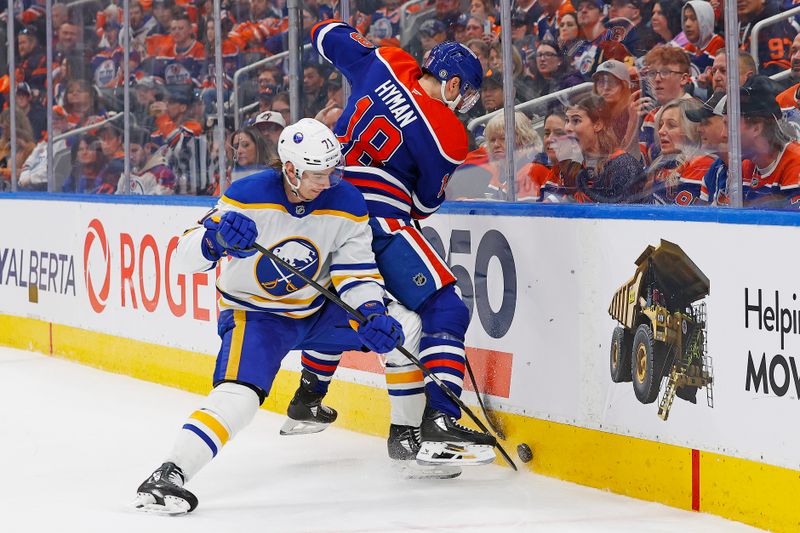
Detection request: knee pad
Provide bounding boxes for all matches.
[202,382,261,439]
[418,285,470,339]
[385,300,422,366]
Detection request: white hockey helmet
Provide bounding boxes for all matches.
[278,118,344,192]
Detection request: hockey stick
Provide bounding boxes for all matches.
[247,241,518,471]
[409,221,506,439]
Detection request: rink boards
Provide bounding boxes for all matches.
[0,194,798,532]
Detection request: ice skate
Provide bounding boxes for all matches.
[417,408,497,466]
[387,424,462,479]
[280,371,338,436]
[133,462,198,515]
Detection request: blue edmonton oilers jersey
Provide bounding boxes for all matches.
[175,169,385,318]
[312,20,469,220]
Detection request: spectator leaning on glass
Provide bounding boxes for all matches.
[645,99,703,204]
[559,94,646,204]
[116,127,178,196]
[62,135,107,194]
[230,125,274,183]
[737,76,800,208]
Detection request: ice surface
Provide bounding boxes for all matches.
[0,347,762,533]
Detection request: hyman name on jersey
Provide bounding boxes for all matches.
[375,80,418,128]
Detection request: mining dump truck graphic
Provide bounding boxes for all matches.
[608,240,714,420]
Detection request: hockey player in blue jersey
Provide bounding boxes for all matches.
[284,19,496,467]
[133,119,407,515]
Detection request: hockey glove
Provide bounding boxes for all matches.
[352,301,405,354]
[201,211,258,260]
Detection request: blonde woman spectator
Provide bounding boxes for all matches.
[646,98,703,204]
[483,111,543,201]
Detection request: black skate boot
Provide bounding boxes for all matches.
[133,462,198,515]
[417,407,497,466]
[280,370,338,436]
[388,424,461,479]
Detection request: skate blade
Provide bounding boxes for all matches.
[133,493,191,516]
[416,442,496,466]
[391,460,462,479]
[279,418,331,436]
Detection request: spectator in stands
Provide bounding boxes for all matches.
[15,83,46,142]
[434,0,464,32]
[576,0,606,44]
[609,0,659,57]
[151,0,176,36]
[97,123,126,192]
[480,71,506,114]
[302,63,329,118]
[678,91,728,205]
[704,49,757,95]
[16,27,47,96]
[18,106,71,191]
[250,110,285,145]
[0,109,35,190]
[777,33,800,94]
[510,10,535,57]
[738,0,797,76]
[482,111,544,201]
[537,111,573,202]
[230,125,274,182]
[634,45,692,163]
[559,12,590,72]
[536,0,576,43]
[563,94,647,203]
[737,76,800,208]
[133,76,166,132]
[258,67,284,92]
[63,79,101,128]
[466,38,491,73]
[251,0,282,21]
[325,71,344,108]
[470,0,498,27]
[645,98,703,204]
[650,0,685,47]
[271,92,292,126]
[418,19,448,61]
[593,60,636,149]
[55,22,82,65]
[129,1,158,54]
[154,10,206,87]
[61,134,108,193]
[527,40,585,100]
[450,13,471,44]
[118,128,177,195]
[465,17,487,43]
[681,1,725,84]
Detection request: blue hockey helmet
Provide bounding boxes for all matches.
[423,41,483,114]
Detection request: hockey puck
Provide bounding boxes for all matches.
[517,443,533,463]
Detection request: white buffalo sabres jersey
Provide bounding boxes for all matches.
[176,169,385,318]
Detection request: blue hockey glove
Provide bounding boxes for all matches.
[201,211,258,260]
[353,301,405,354]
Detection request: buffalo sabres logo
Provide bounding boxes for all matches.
[255,237,320,296]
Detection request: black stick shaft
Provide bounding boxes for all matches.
[248,241,518,471]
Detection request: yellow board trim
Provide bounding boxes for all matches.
[225,310,246,381]
[311,210,368,222]
[191,410,230,446]
[2,313,798,533]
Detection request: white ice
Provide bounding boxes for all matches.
[0,346,762,533]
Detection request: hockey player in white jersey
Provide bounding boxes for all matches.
[133,119,407,515]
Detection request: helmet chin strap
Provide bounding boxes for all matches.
[440,80,462,111]
[283,164,312,202]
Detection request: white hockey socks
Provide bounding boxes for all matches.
[166,382,260,481]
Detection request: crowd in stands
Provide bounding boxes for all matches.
[2,0,800,208]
